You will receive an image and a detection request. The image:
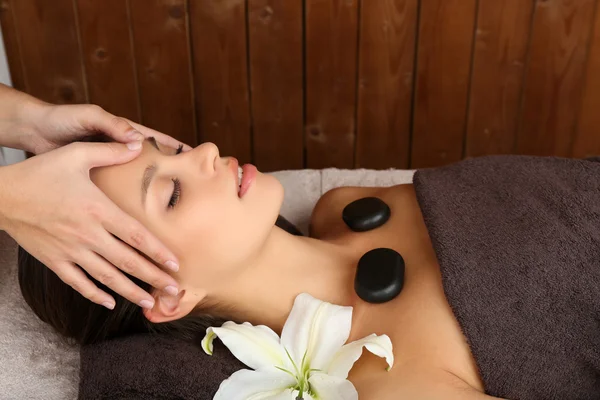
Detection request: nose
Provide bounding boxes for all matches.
[190,142,220,173]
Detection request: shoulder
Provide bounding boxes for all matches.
[309,186,386,238]
[358,364,500,400]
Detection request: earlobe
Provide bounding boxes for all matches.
[142,289,205,323]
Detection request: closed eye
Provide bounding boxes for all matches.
[168,178,181,209]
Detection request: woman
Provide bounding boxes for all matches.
[19,139,600,399]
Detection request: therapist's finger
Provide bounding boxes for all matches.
[82,105,145,143]
[75,251,156,309]
[123,118,193,152]
[51,261,116,309]
[101,200,180,274]
[92,230,180,297]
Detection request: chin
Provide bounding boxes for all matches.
[254,173,285,222]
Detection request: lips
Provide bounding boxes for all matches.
[239,164,257,198]
[228,158,256,198]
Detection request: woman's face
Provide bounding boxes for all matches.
[90,139,284,292]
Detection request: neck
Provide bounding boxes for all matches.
[215,227,359,334]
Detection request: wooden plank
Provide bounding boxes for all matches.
[516,0,596,157]
[305,0,358,169]
[76,0,140,121]
[411,0,478,169]
[355,0,418,170]
[129,0,196,146]
[0,0,26,90]
[573,2,600,159]
[248,0,303,171]
[189,0,251,163]
[8,0,86,104]
[465,0,535,158]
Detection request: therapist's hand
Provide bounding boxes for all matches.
[0,141,182,310]
[25,103,192,155]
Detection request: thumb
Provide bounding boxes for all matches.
[72,141,143,169]
[85,106,144,143]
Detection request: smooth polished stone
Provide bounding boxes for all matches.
[355,248,405,304]
[342,197,391,232]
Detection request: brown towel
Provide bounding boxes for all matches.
[79,334,243,399]
[413,155,600,400]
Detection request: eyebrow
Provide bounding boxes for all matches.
[142,164,157,206]
[141,137,169,206]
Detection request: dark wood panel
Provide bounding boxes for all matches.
[465,0,535,158]
[76,0,140,121]
[0,0,26,90]
[573,3,600,159]
[516,0,596,157]
[9,0,86,104]
[305,0,358,169]
[411,0,478,168]
[355,0,417,170]
[129,0,196,146]
[189,0,251,163]
[248,0,303,171]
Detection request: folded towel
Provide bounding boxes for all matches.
[79,334,243,399]
[413,155,600,400]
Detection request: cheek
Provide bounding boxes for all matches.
[169,174,284,287]
[173,188,247,277]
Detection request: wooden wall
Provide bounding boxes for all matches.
[1,0,600,171]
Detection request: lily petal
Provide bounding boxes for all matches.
[308,372,358,400]
[326,334,394,379]
[202,321,289,371]
[213,368,297,400]
[281,293,353,370]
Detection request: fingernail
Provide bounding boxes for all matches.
[165,260,179,272]
[127,130,144,141]
[102,301,115,310]
[140,299,154,309]
[127,140,142,151]
[164,285,179,296]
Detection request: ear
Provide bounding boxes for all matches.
[142,288,207,323]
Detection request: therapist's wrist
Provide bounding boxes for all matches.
[0,86,48,153]
[15,99,52,154]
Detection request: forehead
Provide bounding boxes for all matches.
[90,142,157,219]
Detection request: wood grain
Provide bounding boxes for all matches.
[8,0,86,104]
[0,0,26,90]
[465,0,535,158]
[572,2,600,159]
[305,0,358,169]
[129,0,196,146]
[516,0,596,157]
[248,0,304,171]
[76,0,140,121]
[189,0,251,163]
[411,0,478,168]
[355,0,417,170]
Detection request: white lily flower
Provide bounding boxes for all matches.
[201,293,394,400]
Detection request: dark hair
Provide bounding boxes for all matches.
[18,214,303,346]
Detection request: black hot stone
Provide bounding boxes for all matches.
[342,197,391,232]
[355,248,405,304]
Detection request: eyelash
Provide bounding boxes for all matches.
[166,145,184,209]
[168,178,181,209]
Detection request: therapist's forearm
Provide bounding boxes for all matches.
[0,84,46,151]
